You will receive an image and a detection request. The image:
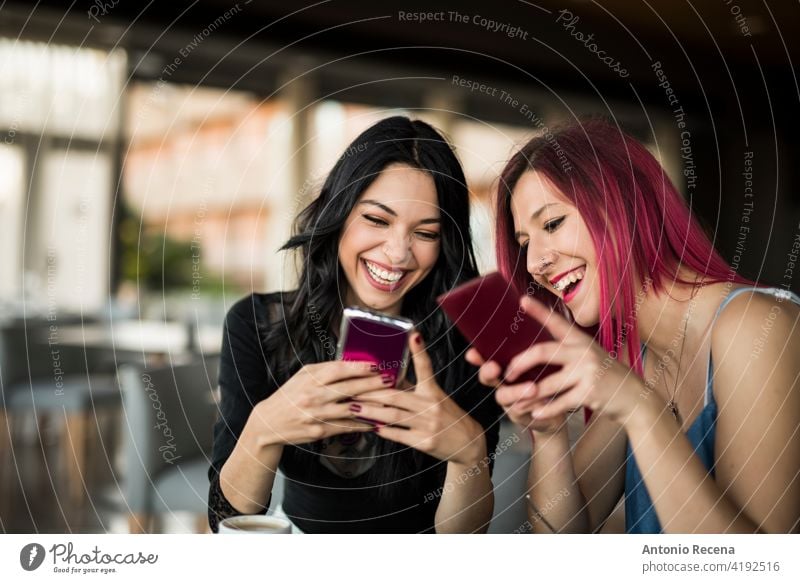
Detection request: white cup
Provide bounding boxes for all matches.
[218,515,292,534]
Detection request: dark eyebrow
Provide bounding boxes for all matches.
[359,199,440,225]
[513,203,559,239]
[359,199,396,216]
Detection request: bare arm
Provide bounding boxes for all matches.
[572,414,628,530]
[527,424,586,533]
[470,352,628,533]
[527,414,627,533]
[434,441,494,533]
[219,409,284,513]
[626,294,800,533]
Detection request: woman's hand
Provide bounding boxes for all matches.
[250,361,389,445]
[465,348,567,435]
[353,333,487,466]
[500,296,644,426]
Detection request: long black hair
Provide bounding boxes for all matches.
[263,115,480,490]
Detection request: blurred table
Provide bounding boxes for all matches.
[56,320,222,360]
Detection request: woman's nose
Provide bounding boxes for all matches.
[382,232,412,265]
[528,248,558,276]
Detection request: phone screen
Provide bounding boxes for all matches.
[336,307,414,387]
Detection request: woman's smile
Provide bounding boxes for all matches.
[361,258,410,290]
[550,265,586,303]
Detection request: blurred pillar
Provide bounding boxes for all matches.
[21,134,48,299]
[283,72,316,213]
[269,72,316,290]
[109,60,131,304]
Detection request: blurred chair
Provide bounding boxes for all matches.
[0,318,120,509]
[117,357,219,533]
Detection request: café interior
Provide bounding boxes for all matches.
[0,0,797,533]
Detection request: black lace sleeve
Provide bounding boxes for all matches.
[207,293,282,533]
[207,472,269,533]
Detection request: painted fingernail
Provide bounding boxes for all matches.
[414,334,422,345]
[373,425,380,432]
[382,374,394,385]
[349,403,362,413]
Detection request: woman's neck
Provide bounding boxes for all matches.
[342,288,403,317]
[636,273,708,361]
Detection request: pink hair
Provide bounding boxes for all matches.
[496,119,751,373]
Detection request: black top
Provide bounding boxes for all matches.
[208,292,502,533]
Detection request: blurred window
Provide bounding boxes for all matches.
[0,38,124,313]
[0,144,25,303]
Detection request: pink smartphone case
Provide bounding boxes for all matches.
[336,307,413,388]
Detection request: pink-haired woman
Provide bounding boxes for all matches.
[468,120,800,533]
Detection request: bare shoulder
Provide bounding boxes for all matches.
[709,287,799,401]
[711,288,799,349]
[707,287,800,533]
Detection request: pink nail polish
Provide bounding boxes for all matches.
[349,403,362,413]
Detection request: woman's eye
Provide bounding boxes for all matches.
[544,216,565,233]
[415,231,440,241]
[364,215,388,226]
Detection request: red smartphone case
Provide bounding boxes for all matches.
[436,272,560,383]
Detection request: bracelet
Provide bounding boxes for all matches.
[525,494,561,534]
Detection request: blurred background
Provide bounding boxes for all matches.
[0,0,797,534]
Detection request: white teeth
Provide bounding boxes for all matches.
[552,267,585,292]
[365,260,404,284]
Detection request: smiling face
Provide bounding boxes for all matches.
[511,171,600,326]
[338,163,441,316]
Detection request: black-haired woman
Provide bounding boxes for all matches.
[208,116,502,533]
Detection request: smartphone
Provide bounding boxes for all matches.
[436,272,560,383]
[335,307,414,388]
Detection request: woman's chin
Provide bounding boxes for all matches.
[567,304,599,328]
[350,289,402,314]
